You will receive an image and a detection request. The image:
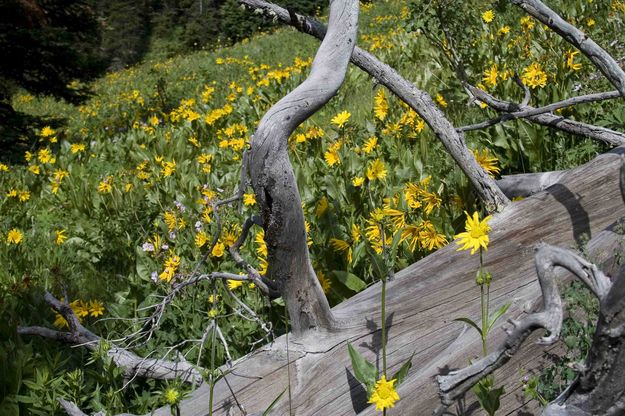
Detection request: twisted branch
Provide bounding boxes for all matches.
[239,0,509,213]
[435,243,612,415]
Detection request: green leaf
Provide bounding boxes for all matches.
[263,388,287,416]
[453,317,483,338]
[365,241,388,281]
[347,343,377,393]
[391,351,415,387]
[332,270,367,292]
[486,303,511,335]
[473,377,504,416]
[271,297,285,306]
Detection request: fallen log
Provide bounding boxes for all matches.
[148,147,625,415]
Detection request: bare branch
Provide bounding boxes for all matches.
[435,243,612,414]
[510,0,625,97]
[468,84,625,146]
[239,0,509,213]
[458,89,623,133]
[18,292,203,385]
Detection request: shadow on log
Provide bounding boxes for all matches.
[144,147,625,415]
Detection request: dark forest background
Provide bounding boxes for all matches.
[0,0,326,109]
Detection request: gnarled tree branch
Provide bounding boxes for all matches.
[17,292,203,384]
[247,0,359,335]
[435,243,612,415]
[468,84,625,146]
[239,0,510,213]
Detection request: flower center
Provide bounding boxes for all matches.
[377,385,391,399]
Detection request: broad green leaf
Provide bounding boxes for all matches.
[391,350,415,387]
[347,343,377,393]
[332,270,367,292]
[453,317,483,338]
[486,303,511,335]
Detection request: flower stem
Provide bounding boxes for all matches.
[479,247,488,356]
[381,275,387,377]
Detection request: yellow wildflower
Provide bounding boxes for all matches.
[18,190,30,202]
[316,196,329,217]
[352,177,365,187]
[366,159,388,181]
[70,143,86,154]
[88,300,105,317]
[472,148,501,176]
[40,126,55,137]
[435,93,447,108]
[482,64,498,88]
[331,111,351,128]
[98,177,113,194]
[368,376,400,411]
[55,229,68,245]
[521,62,548,89]
[243,193,256,206]
[363,136,378,154]
[324,148,341,166]
[482,9,495,23]
[6,228,23,245]
[317,270,331,294]
[227,279,244,290]
[565,50,582,71]
[195,231,209,248]
[161,160,176,177]
[373,89,389,121]
[211,242,225,257]
[455,211,492,255]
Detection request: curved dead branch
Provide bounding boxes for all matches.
[468,84,625,146]
[239,0,510,213]
[17,292,203,384]
[247,0,359,335]
[435,242,613,415]
[459,89,624,136]
[510,0,625,98]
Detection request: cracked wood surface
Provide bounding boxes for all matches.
[152,148,625,415]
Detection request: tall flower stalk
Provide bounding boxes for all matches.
[347,221,412,414]
[454,211,508,416]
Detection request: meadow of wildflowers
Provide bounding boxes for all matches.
[2,0,624,413]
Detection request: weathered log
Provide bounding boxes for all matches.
[143,147,625,415]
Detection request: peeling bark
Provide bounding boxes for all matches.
[247,0,359,335]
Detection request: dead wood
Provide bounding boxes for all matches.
[145,147,625,415]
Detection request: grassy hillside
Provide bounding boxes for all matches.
[2,0,624,414]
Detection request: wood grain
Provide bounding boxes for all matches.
[152,148,625,415]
